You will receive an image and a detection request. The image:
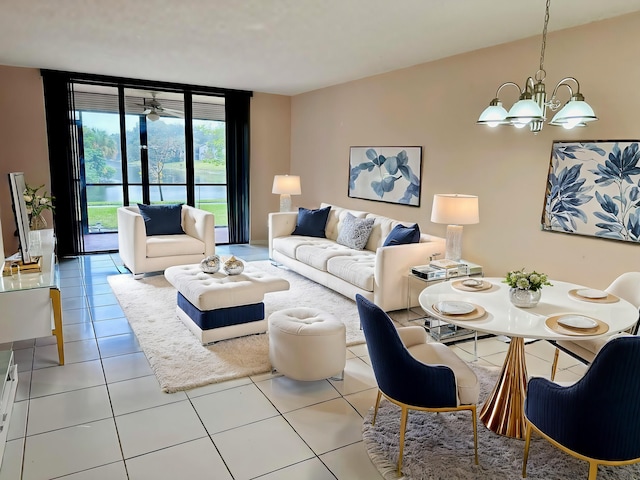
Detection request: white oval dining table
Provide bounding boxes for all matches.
[419,277,638,439]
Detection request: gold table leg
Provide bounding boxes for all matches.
[479,337,527,439]
[50,288,65,365]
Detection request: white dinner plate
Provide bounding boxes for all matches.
[435,301,475,315]
[462,278,484,288]
[557,315,599,329]
[576,289,608,299]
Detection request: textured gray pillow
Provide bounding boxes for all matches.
[337,213,375,250]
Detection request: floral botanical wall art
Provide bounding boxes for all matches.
[348,146,422,206]
[542,140,640,243]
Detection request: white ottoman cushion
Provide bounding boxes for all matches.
[269,307,346,381]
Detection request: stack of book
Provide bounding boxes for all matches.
[411,260,469,281]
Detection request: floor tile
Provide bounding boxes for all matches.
[327,357,377,395]
[185,376,252,399]
[60,276,84,288]
[191,383,279,434]
[0,437,25,480]
[35,335,57,347]
[29,360,105,398]
[348,344,369,357]
[256,376,340,413]
[16,371,31,401]
[321,441,384,479]
[60,285,85,299]
[93,318,133,338]
[27,385,112,436]
[7,400,28,441]
[284,397,364,455]
[344,387,378,417]
[22,418,122,480]
[102,351,153,384]
[60,462,128,479]
[212,416,314,480]
[258,458,336,480]
[62,296,87,311]
[86,293,118,308]
[116,400,208,459]
[13,339,36,350]
[108,375,186,416]
[62,308,93,326]
[63,322,96,342]
[90,304,125,322]
[84,283,115,296]
[96,333,141,358]
[34,339,99,368]
[126,437,232,480]
[13,347,34,372]
[456,337,510,357]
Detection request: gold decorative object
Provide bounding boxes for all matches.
[223,256,244,275]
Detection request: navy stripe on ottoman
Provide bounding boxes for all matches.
[177,293,265,330]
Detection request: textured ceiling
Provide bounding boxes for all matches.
[1,0,640,95]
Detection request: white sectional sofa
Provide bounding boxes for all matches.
[268,203,446,312]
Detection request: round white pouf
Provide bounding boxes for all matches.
[268,307,347,381]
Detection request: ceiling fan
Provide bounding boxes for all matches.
[135,92,184,121]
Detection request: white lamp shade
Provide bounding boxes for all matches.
[431,194,479,225]
[549,100,597,127]
[272,175,301,195]
[505,99,544,125]
[147,112,160,122]
[477,103,508,127]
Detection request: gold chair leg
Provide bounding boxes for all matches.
[398,406,408,477]
[522,421,532,478]
[372,390,382,425]
[588,462,598,480]
[471,405,478,465]
[551,348,560,381]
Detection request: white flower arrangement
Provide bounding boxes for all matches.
[504,268,552,291]
[23,183,55,217]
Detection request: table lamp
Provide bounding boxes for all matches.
[430,194,479,262]
[272,175,301,212]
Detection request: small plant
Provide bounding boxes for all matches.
[504,268,552,291]
[23,183,55,218]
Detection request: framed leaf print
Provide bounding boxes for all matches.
[348,146,422,206]
[541,140,640,243]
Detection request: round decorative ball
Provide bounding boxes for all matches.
[224,255,244,275]
[200,255,221,274]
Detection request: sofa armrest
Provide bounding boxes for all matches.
[374,238,446,311]
[268,212,299,258]
[181,205,215,256]
[117,207,148,274]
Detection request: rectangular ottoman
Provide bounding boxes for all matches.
[165,263,290,344]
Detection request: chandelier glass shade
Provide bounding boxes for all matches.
[477,0,597,133]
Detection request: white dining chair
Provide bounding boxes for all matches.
[550,272,640,380]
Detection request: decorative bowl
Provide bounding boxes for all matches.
[224,256,244,275]
[200,255,221,274]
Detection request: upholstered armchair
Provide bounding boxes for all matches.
[117,204,215,278]
[524,336,640,480]
[550,272,640,380]
[355,295,479,476]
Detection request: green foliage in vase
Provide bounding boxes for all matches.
[504,268,552,291]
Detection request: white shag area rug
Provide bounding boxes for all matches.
[362,364,640,480]
[108,260,366,393]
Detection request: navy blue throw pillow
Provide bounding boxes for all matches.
[383,223,421,246]
[292,206,331,238]
[137,203,184,236]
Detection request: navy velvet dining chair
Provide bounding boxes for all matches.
[356,295,479,476]
[523,336,640,480]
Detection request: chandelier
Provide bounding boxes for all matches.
[477,0,597,133]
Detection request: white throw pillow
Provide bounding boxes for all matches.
[337,213,374,250]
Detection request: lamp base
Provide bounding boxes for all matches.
[445,225,463,262]
[279,194,292,212]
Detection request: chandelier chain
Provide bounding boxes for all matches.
[539,0,551,73]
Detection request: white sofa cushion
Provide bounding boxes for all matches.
[296,242,353,271]
[327,253,375,291]
[321,203,368,241]
[272,236,319,259]
[146,234,206,258]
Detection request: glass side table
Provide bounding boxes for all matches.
[407,260,484,344]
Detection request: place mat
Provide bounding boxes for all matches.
[545,314,609,336]
[431,303,486,321]
[451,279,493,292]
[568,289,619,304]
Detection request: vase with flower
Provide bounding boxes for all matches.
[504,268,552,308]
[23,183,55,231]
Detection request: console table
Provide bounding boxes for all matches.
[0,229,64,365]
